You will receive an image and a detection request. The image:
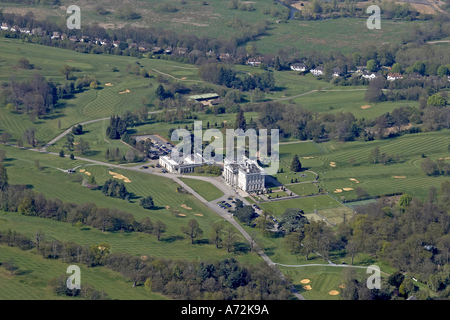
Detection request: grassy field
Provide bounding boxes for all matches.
[0,37,203,145]
[0,145,263,264]
[259,194,344,216]
[179,177,224,202]
[247,18,428,55]
[276,130,450,201]
[0,245,168,300]
[0,1,436,55]
[288,89,419,119]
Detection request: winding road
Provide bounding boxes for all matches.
[10,109,389,300]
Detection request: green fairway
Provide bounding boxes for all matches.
[275,130,450,201]
[278,265,368,300]
[0,246,168,300]
[179,178,224,202]
[260,195,344,216]
[289,89,418,119]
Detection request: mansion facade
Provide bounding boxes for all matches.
[223,156,265,192]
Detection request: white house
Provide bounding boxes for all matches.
[332,67,343,77]
[223,156,265,192]
[159,153,206,174]
[310,66,324,76]
[387,73,403,81]
[0,23,10,31]
[247,58,262,66]
[290,63,308,72]
[361,72,378,80]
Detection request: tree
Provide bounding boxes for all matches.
[153,220,166,241]
[16,138,23,149]
[279,208,308,233]
[427,94,447,107]
[139,217,154,234]
[366,59,377,72]
[421,157,437,176]
[59,65,73,80]
[290,154,302,172]
[72,124,83,135]
[59,149,65,157]
[75,138,90,155]
[125,149,135,162]
[70,153,75,160]
[3,258,18,275]
[90,81,99,90]
[391,63,402,74]
[181,219,203,244]
[209,222,224,249]
[274,56,282,71]
[0,132,11,144]
[346,239,359,265]
[140,196,155,210]
[35,230,45,251]
[155,84,166,101]
[399,194,413,208]
[234,108,246,130]
[254,211,274,236]
[0,164,8,191]
[223,225,238,253]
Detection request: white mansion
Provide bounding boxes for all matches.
[223,156,265,192]
[159,153,205,174]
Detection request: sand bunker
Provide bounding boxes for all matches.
[393,176,406,179]
[303,157,314,159]
[334,189,343,193]
[105,83,113,86]
[84,171,91,176]
[438,157,450,160]
[300,279,310,284]
[194,214,203,217]
[343,188,354,191]
[118,89,130,94]
[79,169,85,173]
[350,178,359,183]
[178,213,187,217]
[165,206,171,209]
[339,284,345,289]
[303,285,312,290]
[108,171,131,183]
[140,255,148,261]
[181,204,192,210]
[330,162,336,167]
[181,77,187,80]
[329,290,339,295]
[361,105,371,109]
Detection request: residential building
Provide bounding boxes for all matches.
[159,153,206,174]
[223,156,265,192]
[290,63,308,72]
[310,66,324,76]
[387,73,403,81]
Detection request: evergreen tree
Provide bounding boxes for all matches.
[155,84,166,101]
[59,149,65,157]
[234,108,246,130]
[290,154,302,172]
[140,196,155,210]
[274,56,282,71]
[0,164,8,191]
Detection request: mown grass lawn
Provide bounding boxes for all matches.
[179,177,224,202]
